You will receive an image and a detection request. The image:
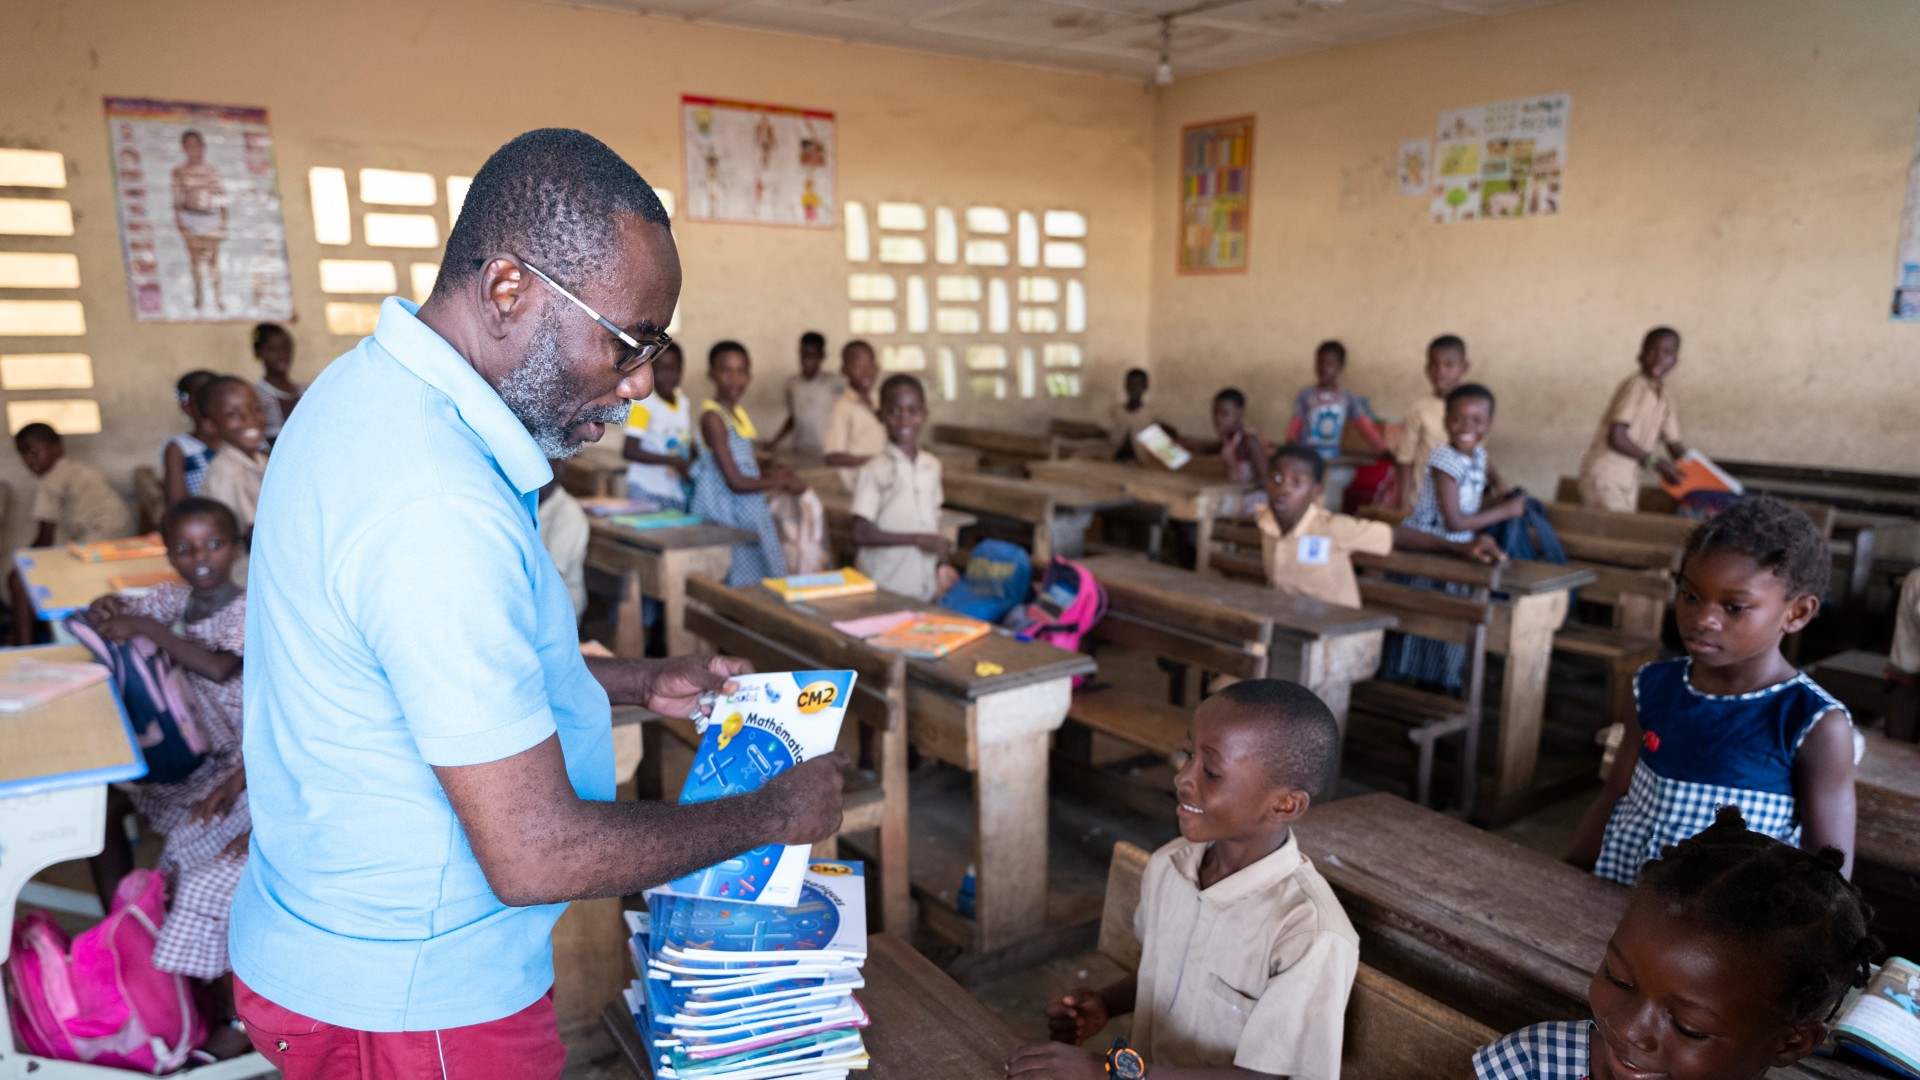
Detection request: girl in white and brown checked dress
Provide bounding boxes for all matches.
[87,497,250,985]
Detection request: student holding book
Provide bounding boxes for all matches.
[1577,327,1689,512]
[852,374,959,601]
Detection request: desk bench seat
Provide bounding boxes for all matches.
[1066,684,1190,759]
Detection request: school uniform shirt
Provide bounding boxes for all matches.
[538,486,590,620]
[1592,657,1849,887]
[255,379,304,441]
[1394,395,1447,508]
[31,457,134,544]
[622,390,693,508]
[1474,1021,1594,1080]
[823,387,887,487]
[201,444,268,533]
[1407,443,1487,544]
[850,442,944,601]
[1107,398,1159,448]
[1577,373,1681,513]
[784,372,845,456]
[1890,569,1920,675]
[1255,502,1393,608]
[1130,834,1358,1080]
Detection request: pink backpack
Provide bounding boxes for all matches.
[1013,558,1108,686]
[5,869,207,1073]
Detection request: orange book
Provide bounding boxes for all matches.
[107,568,184,591]
[68,534,166,563]
[1659,450,1744,502]
[869,614,992,658]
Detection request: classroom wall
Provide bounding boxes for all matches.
[0,0,1155,546]
[1147,0,1920,495]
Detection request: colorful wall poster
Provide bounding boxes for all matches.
[1399,138,1432,196]
[1179,116,1254,273]
[104,98,292,322]
[1892,112,1920,321]
[1431,93,1570,224]
[683,96,836,228]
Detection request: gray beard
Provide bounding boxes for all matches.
[497,310,630,459]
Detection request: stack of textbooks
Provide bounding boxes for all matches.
[623,862,873,1080]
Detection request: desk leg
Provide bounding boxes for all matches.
[1192,514,1215,575]
[1492,592,1571,811]
[660,549,735,657]
[1845,527,1876,634]
[1051,510,1095,560]
[970,678,1073,954]
[1613,596,1665,640]
[614,569,645,658]
[0,786,106,966]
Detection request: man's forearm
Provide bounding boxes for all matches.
[586,655,664,707]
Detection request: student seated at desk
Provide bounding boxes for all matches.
[852,374,960,601]
[1890,569,1920,742]
[769,330,843,456]
[1381,384,1525,690]
[163,369,223,504]
[1577,327,1688,513]
[10,422,136,644]
[1181,387,1264,487]
[1393,335,1468,514]
[1566,497,1856,885]
[691,340,805,585]
[1010,680,1357,1080]
[84,497,254,1057]
[1284,340,1388,461]
[823,339,886,484]
[1478,807,1877,1080]
[622,342,694,510]
[1108,367,1160,462]
[1255,441,1500,607]
[197,375,271,542]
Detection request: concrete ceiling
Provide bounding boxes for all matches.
[537,0,1567,80]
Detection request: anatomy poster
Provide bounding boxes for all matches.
[1892,112,1920,321]
[104,97,293,322]
[1431,93,1570,224]
[1179,116,1254,273]
[683,96,836,228]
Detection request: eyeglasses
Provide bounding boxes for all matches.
[518,257,672,374]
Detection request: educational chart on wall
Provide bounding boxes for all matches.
[1179,116,1254,273]
[1430,93,1570,224]
[103,98,293,322]
[1891,112,1920,321]
[683,96,836,229]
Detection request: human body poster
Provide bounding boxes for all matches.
[1431,93,1570,224]
[1179,116,1253,273]
[104,98,293,322]
[1891,112,1920,321]
[683,96,836,228]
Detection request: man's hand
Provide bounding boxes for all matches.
[762,753,849,846]
[1045,988,1109,1045]
[641,654,754,719]
[1006,1041,1107,1080]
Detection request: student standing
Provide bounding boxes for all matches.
[691,340,805,584]
[852,375,956,601]
[1577,327,1688,512]
[1285,340,1389,460]
[1107,368,1159,461]
[1394,336,1468,514]
[769,330,842,456]
[823,339,886,486]
[622,342,694,509]
[251,323,303,442]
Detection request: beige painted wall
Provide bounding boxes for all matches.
[1149,0,1920,494]
[0,0,1154,544]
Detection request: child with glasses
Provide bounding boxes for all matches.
[690,341,806,585]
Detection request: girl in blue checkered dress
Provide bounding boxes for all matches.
[691,341,804,586]
[1477,807,1876,1080]
[1566,498,1856,887]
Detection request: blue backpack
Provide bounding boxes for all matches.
[940,540,1032,624]
[64,611,209,784]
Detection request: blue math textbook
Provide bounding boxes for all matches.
[661,671,856,908]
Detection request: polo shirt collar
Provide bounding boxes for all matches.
[1284,502,1330,540]
[881,440,926,469]
[372,297,553,496]
[1171,832,1305,908]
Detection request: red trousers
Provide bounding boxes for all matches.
[235,976,563,1079]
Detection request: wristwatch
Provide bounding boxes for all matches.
[1105,1038,1146,1080]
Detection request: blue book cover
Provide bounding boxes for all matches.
[660,672,856,907]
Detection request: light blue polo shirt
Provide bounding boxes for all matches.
[229,297,614,1031]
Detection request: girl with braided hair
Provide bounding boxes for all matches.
[1478,806,1880,1080]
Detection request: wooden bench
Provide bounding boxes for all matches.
[1098,841,1497,1080]
[1809,649,1892,722]
[1050,418,1110,441]
[679,576,914,932]
[942,471,1060,564]
[932,423,1061,474]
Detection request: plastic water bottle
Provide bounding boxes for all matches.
[957,864,977,919]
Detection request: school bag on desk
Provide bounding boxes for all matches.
[5,868,208,1073]
[1008,557,1107,686]
[64,609,208,784]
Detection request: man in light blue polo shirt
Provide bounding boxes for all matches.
[229,130,846,1078]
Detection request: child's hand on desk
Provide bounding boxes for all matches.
[1045,988,1108,1045]
[1465,535,1506,564]
[1006,1041,1105,1080]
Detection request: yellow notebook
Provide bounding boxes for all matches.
[68,534,166,563]
[761,569,877,604]
[869,614,992,658]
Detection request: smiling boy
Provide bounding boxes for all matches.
[1008,680,1357,1080]
[851,374,955,601]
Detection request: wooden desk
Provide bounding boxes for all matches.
[814,489,977,566]
[603,933,1023,1080]
[723,582,1094,956]
[931,423,1061,473]
[1831,512,1917,631]
[1857,731,1920,877]
[560,453,628,499]
[1077,555,1396,727]
[585,519,756,657]
[943,473,1135,563]
[1296,794,1874,1080]
[1025,459,1250,573]
[773,444,983,477]
[13,545,180,622]
[1717,460,1920,520]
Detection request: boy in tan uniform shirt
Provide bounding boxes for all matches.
[15,424,135,546]
[1008,681,1357,1080]
[769,331,843,457]
[1577,327,1688,513]
[850,375,957,601]
[1394,335,1469,514]
[823,340,887,489]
